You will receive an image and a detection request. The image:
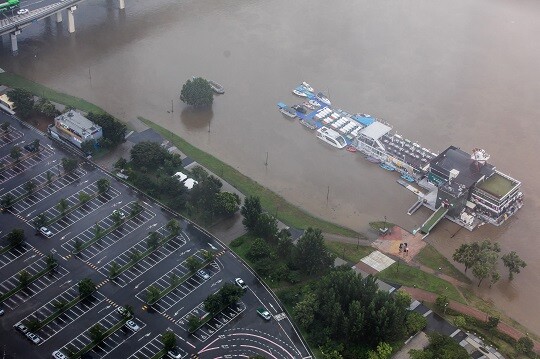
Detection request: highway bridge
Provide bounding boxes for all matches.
[1,0,125,52]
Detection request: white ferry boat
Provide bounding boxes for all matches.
[302,82,314,92]
[292,89,308,97]
[316,126,347,149]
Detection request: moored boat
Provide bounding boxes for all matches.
[302,82,314,92]
[346,146,357,153]
[293,89,308,97]
[365,156,381,164]
[277,102,297,118]
[316,92,331,106]
[316,126,347,149]
[380,163,396,171]
[401,173,415,183]
[208,80,225,94]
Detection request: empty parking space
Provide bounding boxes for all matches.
[7,167,87,214]
[0,146,54,184]
[0,126,23,148]
[177,302,245,342]
[128,333,187,359]
[0,242,34,270]
[136,251,220,314]
[0,256,69,309]
[19,285,106,343]
[98,226,187,287]
[59,310,146,358]
[29,181,121,236]
[61,202,156,261]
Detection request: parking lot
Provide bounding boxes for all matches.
[0,125,23,148]
[19,285,107,343]
[6,166,87,214]
[98,226,187,287]
[0,145,54,184]
[0,256,69,310]
[128,333,187,359]
[58,310,146,358]
[0,114,311,359]
[29,181,121,236]
[61,202,156,261]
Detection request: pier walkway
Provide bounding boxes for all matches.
[420,206,448,234]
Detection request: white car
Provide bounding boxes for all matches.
[52,350,67,359]
[167,348,183,359]
[235,277,247,290]
[40,226,53,238]
[0,308,4,316]
[14,322,28,334]
[197,269,210,280]
[125,320,140,332]
[17,8,29,15]
[112,210,126,219]
[25,332,41,344]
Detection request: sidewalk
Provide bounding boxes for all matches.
[401,286,540,353]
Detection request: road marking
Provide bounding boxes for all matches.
[138,332,151,341]
[98,305,111,313]
[97,255,107,264]
[174,307,184,316]
[134,281,144,289]
[268,303,275,312]
[60,279,72,287]
[78,180,89,186]
[60,232,71,241]
[211,279,222,287]
[24,254,36,262]
[25,209,36,217]
[147,223,158,229]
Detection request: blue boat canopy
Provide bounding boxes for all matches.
[277,102,287,109]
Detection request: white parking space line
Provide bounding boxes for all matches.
[0,127,24,150]
[128,333,187,359]
[0,146,54,185]
[0,242,34,270]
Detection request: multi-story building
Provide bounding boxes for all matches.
[52,110,102,149]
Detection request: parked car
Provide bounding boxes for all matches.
[112,209,126,220]
[16,8,29,15]
[25,332,41,344]
[125,320,140,332]
[117,306,128,316]
[197,269,210,280]
[235,277,247,290]
[40,226,53,238]
[52,350,67,359]
[167,348,183,359]
[0,308,4,316]
[257,307,272,321]
[14,322,28,334]
[24,142,38,152]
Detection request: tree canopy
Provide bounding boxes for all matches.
[180,77,214,108]
[409,332,470,359]
[241,196,262,232]
[130,141,173,171]
[501,251,526,281]
[86,112,127,148]
[295,228,335,274]
[7,89,34,119]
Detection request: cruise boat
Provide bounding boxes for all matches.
[316,92,331,106]
[277,102,297,118]
[316,126,347,149]
[302,82,314,92]
[293,89,308,97]
[380,163,396,171]
[208,80,225,94]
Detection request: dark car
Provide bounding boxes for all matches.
[24,143,39,152]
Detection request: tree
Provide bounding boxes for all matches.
[188,175,222,216]
[169,273,180,286]
[202,249,214,262]
[7,228,25,247]
[119,305,133,318]
[516,336,534,354]
[453,316,466,328]
[146,231,161,250]
[254,212,278,240]
[295,228,335,274]
[131,202,143,217]
[130,250,141,264]
[501,251,527,281]
[25,318,42,332]
[18,270,31,287]
[435,295,449,312]
[33,213,48,230]
[204,292,223,314]
[35,98,57,118]
[452,243,480,273]
[78,278,96,298]
[0,121,9,134]
[24,180,36,195]
[409,332,470,359]
[93,223,103,238]
[53,299,68,311]
[31,139,40,152]
[367,342,392,359]
[472,241,500,287]
[161,330,176,351]
[73,239,83,253]
[214,192,241,216]
[185,255,201,273]
[0,193,15,209]
[46,170,54,184]
[277,230,294,260]
[57,198,69,215]
[89,323,105,343]
[187,315,203,333]
[146,285,161,304]
[45,254,57,270]
[10,146,22,162]
[487,316,500,329]
[78,192,92,205]
[108,261,121,279]
[190,166,209,182]
[246,238,272,262]
[7,89,34,119]
[406,311,427,335]
[293,292,317,329]
[61,158,78,173]
[111,210,123,227]
[86,112,127,148]
[81,140,95,155]
[166,219,181,236]
[241,196,262,232]
[114,157,128,170]
[97,178,110,194]
[130,141,170,171]
[180,77,214,108]
[489,271,500,288]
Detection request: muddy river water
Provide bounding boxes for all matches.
[1,0,540,333]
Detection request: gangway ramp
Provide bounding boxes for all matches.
[407,200,423,215]
[420,206,448,234]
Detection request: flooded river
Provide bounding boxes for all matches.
[2,0,540,333]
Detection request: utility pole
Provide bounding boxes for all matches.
[171,100,173,114]
[265,152,268,167]
[88,67,92,88]
[326,186,330,205]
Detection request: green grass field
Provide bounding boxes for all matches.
[324,241,374,264]
[416,245,471,284]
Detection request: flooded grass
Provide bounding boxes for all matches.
[416,245,472,284]
[324,241,374,264]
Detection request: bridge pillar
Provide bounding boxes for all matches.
[119,0,125,10]
[67,6,76,33]
[56,11,63,23]
[10,30,21,53]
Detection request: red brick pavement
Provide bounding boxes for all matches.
[401,286,540,353]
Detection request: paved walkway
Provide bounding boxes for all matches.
[401,286,540,353]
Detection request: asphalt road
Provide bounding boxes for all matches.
[1,0,63,20]
[0,112,311,359]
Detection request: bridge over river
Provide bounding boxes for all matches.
[1,0,125,52]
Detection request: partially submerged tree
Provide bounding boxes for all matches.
[180,77,214,109]
[501,251,527,281]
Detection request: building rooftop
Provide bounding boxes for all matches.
[429,146,495,189]
[359,121,392,140]
[55,110,101,136]
[476,172,519,199]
